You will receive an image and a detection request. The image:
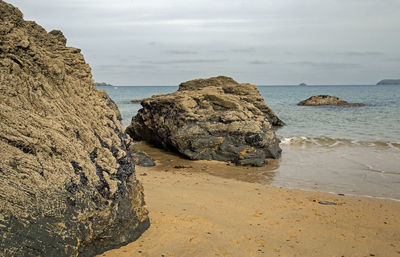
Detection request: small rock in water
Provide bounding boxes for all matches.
[297,95,365,107]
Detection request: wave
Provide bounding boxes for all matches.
[279,136,400,150]
[364,166,400,175]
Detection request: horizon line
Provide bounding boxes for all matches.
[98,83,382,87]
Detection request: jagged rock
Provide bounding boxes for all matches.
[98,89,122,120]
[126,76,283,167]
[297,95,365,107]
[0,1,149,256]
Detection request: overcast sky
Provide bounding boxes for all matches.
[7,0,400,85]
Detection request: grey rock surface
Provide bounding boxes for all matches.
[129,147,156,167]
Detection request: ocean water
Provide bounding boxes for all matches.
[98,84,400,200]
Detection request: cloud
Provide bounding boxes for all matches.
[249,60,269,65]
[231,48,255,53]
[93,64,157,71]
[287,61,362,69]
[385,57,400,62]
[167,50,198,55]
[6,0,400,85]
[340,51,384,56]
[110,18,253,28]
[141,59,227,65]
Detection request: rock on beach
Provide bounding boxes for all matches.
[0,1,149,256]
[126,76,283,167]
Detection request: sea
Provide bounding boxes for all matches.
[98,84,400,200]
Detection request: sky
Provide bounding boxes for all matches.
[6,0,400,86]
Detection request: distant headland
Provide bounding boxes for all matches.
[93,82,114,87]
[376,79,400,85]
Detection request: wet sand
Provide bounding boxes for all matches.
[99,143,400,257]
[135,140,400,200]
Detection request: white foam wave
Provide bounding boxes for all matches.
[279,136,400,150]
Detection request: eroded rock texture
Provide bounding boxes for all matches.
[0,1,149,256]
[297,95,365,107]
[127,76,283,167]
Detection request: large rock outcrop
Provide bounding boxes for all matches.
[297,95,365,107]
[126,76,283,167]
[0,1,149,256]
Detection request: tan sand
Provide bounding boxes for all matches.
[99,144,400,257]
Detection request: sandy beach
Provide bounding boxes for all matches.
[99,144,400,257]
[3,1,400,256]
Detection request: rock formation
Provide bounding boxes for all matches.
[297,95,365,107]
[126,76,283,167]
[376,79,400,85]
[0,1,149,256]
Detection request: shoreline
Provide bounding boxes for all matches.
[99,163,400,257]
[133,141,400,201]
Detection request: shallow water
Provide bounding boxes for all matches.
[98,84,400,200]
[261,85,400,143]
[275,139,400,200]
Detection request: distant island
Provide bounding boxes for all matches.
[93,82,114,87]
[299,83,307,86]
[376,79,400,85]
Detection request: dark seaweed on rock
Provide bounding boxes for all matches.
[126,76,283,167]
[0,1,149,256]
[129,145,156,167]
